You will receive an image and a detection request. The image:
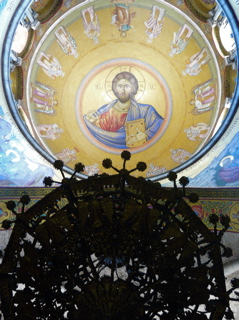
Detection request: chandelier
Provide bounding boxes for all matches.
[0,151,238,320]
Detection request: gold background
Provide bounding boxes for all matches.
[26,0,221,176]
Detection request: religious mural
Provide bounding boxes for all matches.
[146,163,167,177]
[1,188,239,233]
[0,0,238,188]
[182,47,211,76]
[0,106,54,187]
[171,148,192,164]
[76,59,171,155]
[31,81,58,115]
[190,199,239,233]
[82,6,100,44]
[35,124,64,140]
[111,0,136,37]
[144,5,166,43]
[190,79,215,115]
[54,26,78,58]
[54,147,79,165]
[24,0,222,177]
[36,53,65,79]
[184,123,210,141]
[169,23,193,57]
[190,130,239,187]
[84,71,164,149]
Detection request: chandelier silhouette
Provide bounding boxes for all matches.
[0,151,238,320]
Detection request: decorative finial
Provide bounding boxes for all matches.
[102,151,147,175]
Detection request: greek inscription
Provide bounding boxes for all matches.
[95,82,103,90]
[148,83,156,90]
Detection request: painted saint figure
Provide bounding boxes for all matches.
[82,6,100,44]
[84,163,100,176]
[144,6,166,43]
[190,79,215,115]
[84,71,164,149]
[111,0,136,36]
[146,163,167,177]
[54,147,79,165]
[37,52,65,79]
[170,148,192,163]
[169,24,193,57]
[182,47,210,76]
[184,123,210,141]
[36,124,64,141]
[54,26,78,58]
[31,81,58,115]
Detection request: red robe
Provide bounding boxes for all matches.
[98,108,127,132]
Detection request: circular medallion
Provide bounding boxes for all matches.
[76,58,172,154]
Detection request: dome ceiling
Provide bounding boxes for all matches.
[0,0,235,185]
[16,0,227,178]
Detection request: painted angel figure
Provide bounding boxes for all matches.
[184,123,210,141]
[190,79,215,115]
[82,6,100,44]
[54,26,78,58]
[111,0,136,37]
[37,52,65,79]
[170,148,192,164]
[144,6,166,43]
[169,24,193,57]
[182,47,210,76]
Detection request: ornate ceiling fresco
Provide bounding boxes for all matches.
[26,0,223,178]
[0,0,238,186]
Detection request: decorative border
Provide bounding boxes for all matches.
[1,185,239,232]
[14,66,23,100]
[19,28,35,59]
[224,65,237,98]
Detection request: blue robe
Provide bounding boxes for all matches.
[84,99,164,149]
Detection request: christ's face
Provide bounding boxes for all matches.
[115,79,132,103]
